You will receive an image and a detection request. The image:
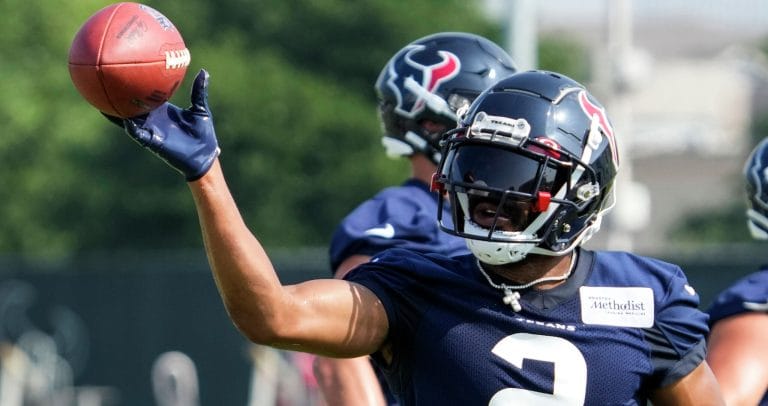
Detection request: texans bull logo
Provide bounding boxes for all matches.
[385,45,461,118]
[578,90,619,169]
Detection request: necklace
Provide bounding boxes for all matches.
[476,251,578,312]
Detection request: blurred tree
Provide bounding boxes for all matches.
[538,33,591,83]
[0,0,585,262]
[669,115,768,245]
[669,202,753,244]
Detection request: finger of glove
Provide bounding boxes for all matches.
[124,119,156,148]
[189,69,210,116]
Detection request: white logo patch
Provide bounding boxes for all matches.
[580,286,654,328]
[363,223,395,239]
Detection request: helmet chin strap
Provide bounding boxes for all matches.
[747,209,768,239]
[475,250,578,312]
[381,132,441,164]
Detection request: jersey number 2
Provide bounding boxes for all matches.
[490,333,587,405]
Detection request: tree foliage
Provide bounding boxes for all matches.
[537,34,591,84]
[0,0,517,260]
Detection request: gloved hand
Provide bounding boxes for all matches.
[121,69,220,181]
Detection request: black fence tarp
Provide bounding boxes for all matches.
[0,248,328,406]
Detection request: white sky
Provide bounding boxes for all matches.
[486,0,768,38]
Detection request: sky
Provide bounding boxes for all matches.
[486,0,768,39]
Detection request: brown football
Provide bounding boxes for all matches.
[68,2,190,118]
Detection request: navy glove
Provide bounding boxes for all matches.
[122,69,220,181]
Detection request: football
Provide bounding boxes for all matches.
[68,2,191,118]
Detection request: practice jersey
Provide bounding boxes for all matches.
[346,248,709,405]
[707,267,768,323]
[706,267,768,406]
[329,178,469,272]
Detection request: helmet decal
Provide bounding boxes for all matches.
[746,142,768,211]
[744,138,768,239]
[578,91,619,168]
[386,45,461,118]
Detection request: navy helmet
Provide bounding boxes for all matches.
[433,70,620,264]
[375,32,518,165]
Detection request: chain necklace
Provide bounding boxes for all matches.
[476,251,578,312]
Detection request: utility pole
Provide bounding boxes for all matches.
[503,0,538,70]
[602,0,651,252]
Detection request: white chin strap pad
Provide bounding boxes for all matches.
[381,136,414,158]
[463,221,534,265]
[747,209,768,240]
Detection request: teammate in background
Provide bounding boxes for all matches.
[111,68,724,404]
[706,138,768,406]
[313,32,518,405]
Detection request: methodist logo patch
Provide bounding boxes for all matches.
[579,286,654,328]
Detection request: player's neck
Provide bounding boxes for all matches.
[410,154,437,185]
[483,253,575,290]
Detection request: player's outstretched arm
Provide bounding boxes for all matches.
[187,162,388,356]
[118,70,389,358]
[649,361,724,406]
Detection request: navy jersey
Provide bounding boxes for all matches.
[329,179,469,272]
[330,179,469,405]
[707,267,768,324]
[346,248,709,405]
[706,267,768,406]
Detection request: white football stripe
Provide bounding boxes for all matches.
[165,48,191,69]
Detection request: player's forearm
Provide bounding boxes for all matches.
[188,159,286,342]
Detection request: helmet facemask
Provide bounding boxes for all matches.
[434,111,615,265]
[379,89,474,165]
[437,138,601,264]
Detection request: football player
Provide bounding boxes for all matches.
[706,137,768,406]
[314,32,518,406]
[112,68,724,405]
